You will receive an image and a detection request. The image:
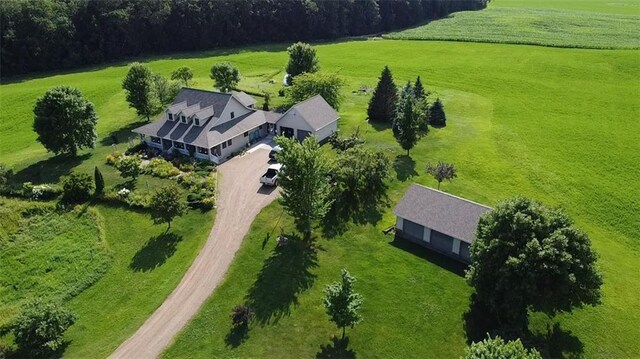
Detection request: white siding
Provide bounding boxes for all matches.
[276,108,314,133]
[215,97,252,127]
[315,120,338,142]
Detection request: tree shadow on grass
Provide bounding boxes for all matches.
[13,153,91,184]
[129,232,183,272]
[316,336,356,359]
[463,297,584,358]
[322,192,389,239]
[225,324,250,348]
[390,236,467,277]
[99,120,148,146]
[6,341,70,359]
[245,234,319,325]
[393,155,418,181]
[368,120,392,132]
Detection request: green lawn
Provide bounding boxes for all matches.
[0,28,638,359]
[385,0,640,49]
[0,199,110,328]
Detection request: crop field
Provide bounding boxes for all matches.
[385,0,640,49]
[0,1,638,357]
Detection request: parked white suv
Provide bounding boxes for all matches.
[260,164,283,186]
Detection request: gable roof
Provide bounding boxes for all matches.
[393,184,492,243]
[174,88,232,116]
[278,95,339,131]
[231,91,257,107]
[207,111,266,147]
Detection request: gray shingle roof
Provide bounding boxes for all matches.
[207,111,266,146]
[175,88,232,115]
[284,95,339,130]
[393,184,492,243]
[231,91,257,107]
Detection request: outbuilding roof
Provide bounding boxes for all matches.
[281,95,339,131]
[393,184,492,243]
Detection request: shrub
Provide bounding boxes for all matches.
[464,336,542,359]
[115,155,142,180]
[328,129,364,152]
[146,157,180,178]
[62,172,94,203]
[231,304,254,327]
[21,182,34,198]
[0,163,13,194]
[12,299,77,357]
[201,196,215,210]
[126,191,151,209]
[31,184,62,200]
[106,151,124,166]
[125,141,148,155]
[178,172,201,190]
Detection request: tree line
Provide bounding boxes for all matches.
[1,0,488,76]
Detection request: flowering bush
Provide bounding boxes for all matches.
[31,184,62,200]
[106,151,124,166]
[146,158,180,178]
[117,188,131,198]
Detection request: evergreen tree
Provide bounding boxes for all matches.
[122,63,160,121]
[367,66,397,124]
[429,98,447,127]
[393,98,420,155]
[94,166,105,195]
[392,81,414,138]
[414,76,426,100]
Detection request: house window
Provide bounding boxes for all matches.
[227,139,232,146]
[222,142,227,149]
[230,111,235,119]
[151,136,161,144]
[174,141,185,149]
[197,147,208,155]
[243,131,248,137]
[181,115,186,123]
[168,113,174,121]
[194,118,200,126]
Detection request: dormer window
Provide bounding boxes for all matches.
[194,118,200,126]
[180,115,186,123]
[230,112,235,119]
[168,113,174,121]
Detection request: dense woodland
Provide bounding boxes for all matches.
[0,0,487,76]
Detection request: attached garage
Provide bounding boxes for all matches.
[393,184,491,263]
[274,95,339,143]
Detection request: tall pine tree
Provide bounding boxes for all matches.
[367,66,397,124]
[414,76,426,100]
[394,98,420,156]
[94,166,104,195]
[429,98,447,127]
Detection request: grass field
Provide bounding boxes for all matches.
[0,4,639,357]
[385,0,640,49]
[0,199,110,328]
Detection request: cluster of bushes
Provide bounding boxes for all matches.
[146,157,180,178]
[179,171,216,210]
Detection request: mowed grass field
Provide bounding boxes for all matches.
[1,15,639,359]
[386,0,640,49]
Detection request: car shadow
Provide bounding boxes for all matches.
[245,234,319,325]
[257,185,277,195]
[130,232,184,272]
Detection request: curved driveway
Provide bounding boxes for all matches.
[110,147,278,359]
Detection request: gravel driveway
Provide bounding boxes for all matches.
[110,147,279,359]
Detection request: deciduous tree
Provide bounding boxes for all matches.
[13,299,77,357]
[275,136,332,240]
[32,86,98,156]
[115,156,142,181]
[367,66,397,123]
[153,73,181,107]
[286,42,319,81]
[171,66,193,87]
[150,184,186,231]
[466,197,603,330]
[287,72,344,109]
[210,62,240,92]
[426,161,457,189]
[324,269,363,339]
[122,63,160,121]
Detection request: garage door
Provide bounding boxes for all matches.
[402,219,424,242]
[297,129,312,141]
[280,126,294,138]
[430,229,454,253]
